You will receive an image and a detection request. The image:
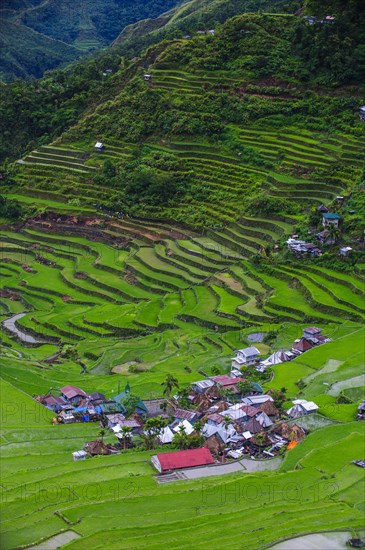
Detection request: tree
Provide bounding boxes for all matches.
[173,425,189,450]
[238,380,253,397]
[123,393,141,417]
[268,389,287,411]
[161,374,179,397]
[141,416,167,450]
[327,223,341,244]
[176,385,191,409]
[120,426,133,450]
[98,428,106,443]
[254,432,266,447]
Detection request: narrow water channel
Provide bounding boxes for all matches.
[2,313,44,344]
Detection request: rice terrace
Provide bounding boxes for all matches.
[1,2,365,550]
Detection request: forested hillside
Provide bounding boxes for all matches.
[0,0,182,81]
[113,0,301,57]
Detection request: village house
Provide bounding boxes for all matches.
[72,450,88,461]
[113,418,142,437]
[95,141,104,150]
[211,374,244,394]
[287,399,319,418]
[256,411,274,428]
[84,440,117,456]
[356,400,365,420]
[143,398,172,418]
[340,246,352,257]
[260,350,294,368]
[317,204,329,214]
[41,395,66,412]
[316,229,335,245]
[151,448,215,473]
[171,419,195,436]
[292,337,314,355]
[157,426,175,445]
[286,238,321,257]
[192,379,215,394]
[322,213,341,228]
[360,106,365,121]
[173,408,200,423]
[202,422,236,444]
[242,394,274,407]
[60,385,87,404]
[144,74,152,82]
[231,346,260,369]
[105,413,125,429]
[89,392,107,405]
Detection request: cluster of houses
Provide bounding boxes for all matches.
[287,209,345,257]
[50,373,318,473]
[149,379,314,474]
[231,327,331,374]
[36,330,331,474]
[35,384,148,424]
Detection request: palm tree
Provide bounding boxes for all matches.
[98,428,106,443]
[161,374,179,397]
[120,426,132,450]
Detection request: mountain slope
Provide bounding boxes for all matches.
[113,0,301,57]
[0,0,183,81]
[3,12,365,229]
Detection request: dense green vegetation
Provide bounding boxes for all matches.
[0,4,364,549]
[0,0,182,81]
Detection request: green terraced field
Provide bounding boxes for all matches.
[1,18,365,549]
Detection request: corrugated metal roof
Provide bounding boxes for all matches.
[155,448,215,471]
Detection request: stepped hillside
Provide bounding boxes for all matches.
[0,0,182,81]
[1,8,365,549]
[1,11,364,377]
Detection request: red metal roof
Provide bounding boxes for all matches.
[60,385,87,399]
[293,338,313,352]
[156,448,214,471]
[211,375,243,387]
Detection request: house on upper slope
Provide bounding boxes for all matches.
[292,337,314,355]
[287,399,319,418]
[231,347,260,369]
[340,246,353,257]
[360,106,365,121]
[95,141,104,150]
[322,213,341,228]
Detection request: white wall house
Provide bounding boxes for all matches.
[232,346,260,369]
